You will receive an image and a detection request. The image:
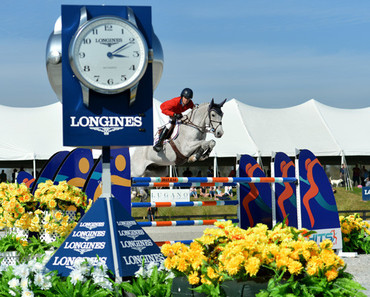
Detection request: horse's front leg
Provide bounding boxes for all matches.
[199,140,216,161]
[188,140,216,163]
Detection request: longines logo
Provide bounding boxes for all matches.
[70,116,142,135]
[96,38,123,47]
[64,241,106,255]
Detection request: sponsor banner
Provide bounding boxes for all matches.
[306,228,342,250]
[83,148,131,213]
[239,155,272,229]
[362,187,370,201]
[274,152,298,228]
[16,171,35,189]
[298,149,342,249]
[151,189,190,203]
[111,198,165,276]
[46,197,163,277]
[31,151,69,194]
[46,198,114,275]
[62,5,153,147]
[53,148,94,190]
[110,148,131,212]
[83,156,102,204]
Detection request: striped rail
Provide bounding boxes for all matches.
[138,218,239,227]
[132,200,239,208]
[132,176,297,186]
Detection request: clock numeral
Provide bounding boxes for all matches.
[92,29,98,35]
[107,78,114,85]
[133,51,139,57]
[129,65,136,71]
[94,75,100,82]
[79,52,86,58]
[121,29,124,34]
[129,38,135,43]
[105,25,113,31]
[121,75,127,81]
[83,66,90,72]
[83,38,91,44]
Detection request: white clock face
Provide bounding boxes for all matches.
[69,16,148,94]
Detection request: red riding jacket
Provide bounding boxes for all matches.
[160,96,194,117]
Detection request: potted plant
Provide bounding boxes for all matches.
[34,180,92,241]
[340,213,370,254]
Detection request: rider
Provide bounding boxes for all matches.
[153,88,195,152]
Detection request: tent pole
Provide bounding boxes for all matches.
[213,154,218,177]
[33,156,36,178]
[341,151,352,191]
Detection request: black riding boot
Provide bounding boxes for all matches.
[153,128,169,152]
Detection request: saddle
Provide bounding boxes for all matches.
[155,123,180,142]
[155,124,187,165]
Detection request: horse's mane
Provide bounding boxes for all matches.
[196,102,209,109]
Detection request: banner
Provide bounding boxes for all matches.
[53,148,94,189]
[239,155,272,229]
[31,151,69,193]
[16,171,35,188]
[151,189,190,203]
[83,148,131,213]
[274,152,297,227]
[298,149,342,249]
[362,187,370,201]
[46,197,164,277]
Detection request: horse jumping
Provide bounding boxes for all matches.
[131,99,226,177]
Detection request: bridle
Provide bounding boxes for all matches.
[208,108,223,133]
[181,104,223,135]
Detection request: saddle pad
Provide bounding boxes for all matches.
[154,124,180,143]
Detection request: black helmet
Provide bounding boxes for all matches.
[181,88,193,99]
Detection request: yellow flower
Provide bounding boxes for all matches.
[325,268,339,281]
[287,259,303,275]
[320,239,333,250]
[188,271,200,285]
[48,199,57,209]
[244,256,261,276]
[206,267,219,280]
[54,211,63,221]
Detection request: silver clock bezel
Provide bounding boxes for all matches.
[68,15,149,95]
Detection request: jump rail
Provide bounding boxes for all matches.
[132,177,297,184]
[132,182,237,187]
[138,218,239,227]
[132,200,239,208]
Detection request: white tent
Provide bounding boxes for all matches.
[210,98,365,158]
[0,99,369,163]
[0,103,66,161]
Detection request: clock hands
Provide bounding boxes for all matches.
[107,53,128,58]
[107,41,134,59]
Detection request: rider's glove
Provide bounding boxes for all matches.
[173,113,183,120]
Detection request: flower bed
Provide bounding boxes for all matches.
[0,181,92,241]
[0,180,368,296]
[162,221,367,296]
[340,213,370,254]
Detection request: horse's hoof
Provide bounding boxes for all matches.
[199,155,210,161]
[188,156,197,163]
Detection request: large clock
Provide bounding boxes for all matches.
[69,16,148,95]
[46,9,163,106]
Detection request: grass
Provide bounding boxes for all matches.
[131,187,370,222]
[333,186,370,211]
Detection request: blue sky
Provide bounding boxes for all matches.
[1,0,370,108]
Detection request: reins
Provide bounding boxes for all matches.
[181,104,222,135]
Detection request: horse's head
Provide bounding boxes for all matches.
[208,98,226,138]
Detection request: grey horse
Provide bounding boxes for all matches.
[131,98,226,178]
